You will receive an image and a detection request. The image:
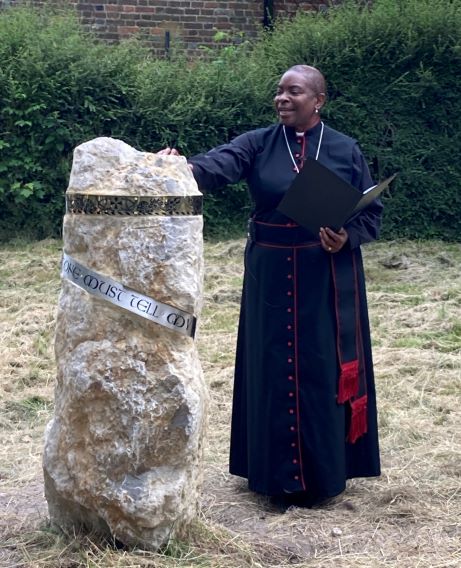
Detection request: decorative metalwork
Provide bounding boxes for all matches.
[66,194,203,216]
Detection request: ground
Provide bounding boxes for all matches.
[0,238,460,567]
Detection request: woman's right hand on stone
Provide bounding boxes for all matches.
[157,147,180,155]
[157,147,194,170]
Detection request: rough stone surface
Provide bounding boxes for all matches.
[43,137,207,550]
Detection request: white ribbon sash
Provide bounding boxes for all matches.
[61,253,197,338]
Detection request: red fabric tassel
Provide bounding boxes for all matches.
[337,359,359,404]
[347,395,368,444]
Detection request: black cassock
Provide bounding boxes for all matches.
[190,121,382,503]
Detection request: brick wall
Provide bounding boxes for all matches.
[74,0,264,56]
[0,0,339,57]
[274,0,342,18]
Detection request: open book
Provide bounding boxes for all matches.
[276,157,396,234]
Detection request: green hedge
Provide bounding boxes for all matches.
[0,7,146,238]
[0,0,460,240]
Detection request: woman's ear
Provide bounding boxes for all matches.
[316,92,326,111]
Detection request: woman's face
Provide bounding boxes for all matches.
[274,70,324,131]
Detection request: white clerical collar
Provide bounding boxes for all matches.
[283,122,325,173]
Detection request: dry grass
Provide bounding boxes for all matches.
[0,237,460,568]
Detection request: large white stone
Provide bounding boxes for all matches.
[43,137,207,550]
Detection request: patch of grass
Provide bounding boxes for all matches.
[33,329,53,357]
[392,327,461,353]
[4,518,258,568]
[391,336,426,349]
[4,396,51,423]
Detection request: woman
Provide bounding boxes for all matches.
[161,64,382,507]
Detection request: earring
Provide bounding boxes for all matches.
[315,108,319,114]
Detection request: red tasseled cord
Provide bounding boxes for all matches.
[337,359,359,404]
[347,395,368,444]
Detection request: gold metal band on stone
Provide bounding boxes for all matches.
[61,253,197,338]
[66,194,203,216]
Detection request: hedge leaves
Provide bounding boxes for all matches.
[0,0,460,240]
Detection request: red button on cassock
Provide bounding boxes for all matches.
[289,409,294,414]
[287,325,292,330]
[287,274,292,279]
[289,392,294,397]
[287,291,292,296]
[293,459,298,464]
[287,257,292,261]
[290,426,296,431]
[294,475,299,480]
[288,375,294,380]
[288,358,293,363]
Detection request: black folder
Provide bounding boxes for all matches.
[276,157,396,234]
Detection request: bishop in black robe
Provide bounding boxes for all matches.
[183,65,382,507]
